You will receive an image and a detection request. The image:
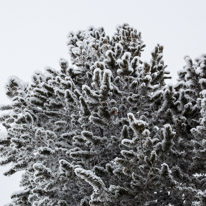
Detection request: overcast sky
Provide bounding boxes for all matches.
[0,0,206,204]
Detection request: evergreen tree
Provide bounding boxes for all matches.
[0,24,205,206]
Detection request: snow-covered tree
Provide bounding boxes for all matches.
[0,24,205,206]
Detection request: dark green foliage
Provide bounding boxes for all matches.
[0,24,205,206]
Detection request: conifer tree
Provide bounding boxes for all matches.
[0,24,205,206]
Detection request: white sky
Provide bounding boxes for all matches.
[0,0,206,204]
